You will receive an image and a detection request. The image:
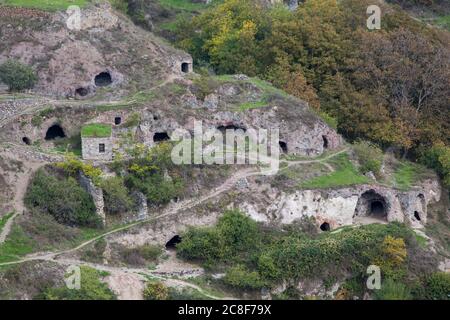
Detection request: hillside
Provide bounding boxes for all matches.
[0,0,448,302]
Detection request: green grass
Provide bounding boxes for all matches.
[158,0,207,12]
[435,15,450,30]
[0,225,35,263]
[81,123,112,138]
[238,100,268,111]
[0,212,14,233]
[300,153,369,189]
[393,161,428,191]
[2,0,89,11]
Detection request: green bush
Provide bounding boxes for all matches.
[25,168,100,227]
[223,264,266,290]
[0,59,37,92]
[353,140,383,176]
[101,177,134,215]
[419,143,450,188]
[143,282,169,300]
[38,266,116,300]
[423,272,450,300]
[374,278,412,300]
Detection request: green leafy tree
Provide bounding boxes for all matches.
[0,59,37,92]
[143,282,169,300]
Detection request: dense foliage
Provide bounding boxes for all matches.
[177,210,445,299]
[0,59,37,92]
[174,0,450,164]
[25,168,100,227]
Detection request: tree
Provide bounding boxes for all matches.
[143,282,169,300]
[101,177,134,215]
[0,59,37,92]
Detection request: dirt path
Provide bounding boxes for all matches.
[0,157,43,243]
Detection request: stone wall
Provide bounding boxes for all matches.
[78,172,105,227]
[81,136,113,161]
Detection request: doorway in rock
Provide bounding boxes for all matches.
[354,190,388,221]
[279,141,288,154]
[322,135,329,149]
[22,137,31,145]
[414,211,421,221]
[75,87,88,97]
[166,235,182,250]
[320,222,330,231]
[94,72,112,87]
[45,124,66,140]
[153,132,170,143]
[181,62,190,73]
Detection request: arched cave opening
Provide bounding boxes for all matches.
[322,135,329,149]
[22,137,31,145]
[45,124,66,140]
[320,222,330,232]
[279,141,288,154]
[414,211,421,221]
[181,62,190,73]
[354,190,388,221]
[165,235,182,250]
[114,117,122,125]
[94,72,112,87]
[153,132,170,143]
[75,87,89,97]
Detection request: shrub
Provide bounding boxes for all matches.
[422,272,450,300]
[353,140,383,176]
[223,264,266,290]
[0,59,37,92]
[39,266,116,300]
[419,143,450,188]
[25,168,100,227]
[119,244,162,266]
[374,278,412,300]
[101,177,134,215]
[143,282,169,300]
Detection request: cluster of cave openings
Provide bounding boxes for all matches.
[22,137,31,145]
[320,222,330,232]
[94,72,112,87]
[45,124,66,140]
[356,190,388,221]
[322,135,329,149]
[166,235,182,250]
[279,141,288,154]
[153,132,170,143]
[181,62,190,73]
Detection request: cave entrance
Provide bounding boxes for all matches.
[45,124,66,140]
[181,62,190,73]
[75,87,88,97]
[153,132,170,143]
[354,190,388,221]
[22,137,31,145]
[414,211,421,221]
[166,235,182,250]
[217,124,247,134]
[95,72,112,87]
[320,222,330,232]
[114,117,122,125]
[322,135,329,149]
[279,141,288,154]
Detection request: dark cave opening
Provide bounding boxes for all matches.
[217,125,247,134]
[181,62,190,73]
[114,117,122,125]
[45,124,66,140]
[75,87,88,97]
[153,132,170,143]
[414,211,421,221]
[166,235,182,250]
[370,200,386,218]
[94,72,112,87]
[22,137,31,145]
[320,222,331,232]
[322,135,329,149]
[279,141,288,154]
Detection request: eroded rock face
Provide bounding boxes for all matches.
[238,182,442,230]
